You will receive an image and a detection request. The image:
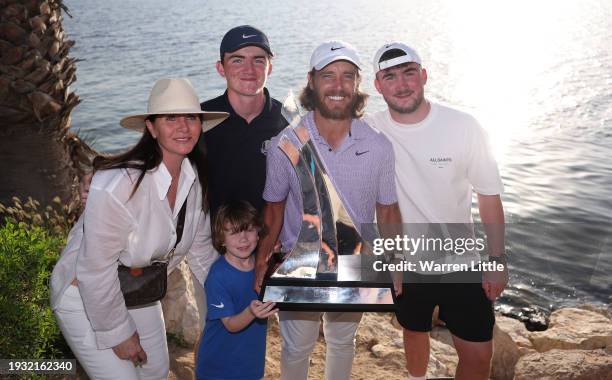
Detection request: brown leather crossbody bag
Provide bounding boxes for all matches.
[117,201,187,307]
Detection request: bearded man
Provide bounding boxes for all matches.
[254,40,401,380]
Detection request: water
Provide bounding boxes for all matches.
[63,0,611,314]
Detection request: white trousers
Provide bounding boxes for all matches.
[54,285,169,380]
[279,311,362,380]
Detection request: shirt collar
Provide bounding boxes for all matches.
[304,112,367,149]
[151,159,196,201]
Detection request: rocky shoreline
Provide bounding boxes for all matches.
[161,264,611,380]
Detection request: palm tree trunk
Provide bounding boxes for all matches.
[0,0,85,208]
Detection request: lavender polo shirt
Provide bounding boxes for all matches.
[263,112,398,252]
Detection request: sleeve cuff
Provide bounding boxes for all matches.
[377,198,399,206]
[262,192,287,203]
[94,313,137,349]
[474,185,504,196]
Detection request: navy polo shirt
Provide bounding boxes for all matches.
[200,88,288,218]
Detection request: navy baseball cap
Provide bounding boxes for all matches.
[219,25,274,60]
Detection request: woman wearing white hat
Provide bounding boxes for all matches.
[51,78,228,379]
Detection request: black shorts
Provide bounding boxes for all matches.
[395,272,495,342]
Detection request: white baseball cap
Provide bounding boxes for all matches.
[373,42,421,74]
[309,40,362,71]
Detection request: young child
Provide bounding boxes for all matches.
[196,201,277,380]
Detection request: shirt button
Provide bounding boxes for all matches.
[328,148,332,152]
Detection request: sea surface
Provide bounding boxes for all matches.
[63,0,611,315]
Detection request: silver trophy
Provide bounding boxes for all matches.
[259,93,395,311]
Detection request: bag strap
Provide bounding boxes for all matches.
[165,200,188,261]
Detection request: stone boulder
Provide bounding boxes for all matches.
[430,318,523,380]
[369,337,457,378]
[430,326,454,347]
[430,338,458,376]
[529,308,612,352]
[168,342,196,380]
[371,343,403,360]
[578,303,612,319]
[424,327,459,376]
[162,260,207,346]
[491,323,520,380]
[495,315,533,353]
[357,313,403,347]
[514,349,612,380]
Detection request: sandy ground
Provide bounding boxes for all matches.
[263,313,410,380]
[168,312,411,380]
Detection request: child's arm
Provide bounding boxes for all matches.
[221,300,277,333]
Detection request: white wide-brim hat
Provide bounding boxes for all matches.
[120,78,228,132]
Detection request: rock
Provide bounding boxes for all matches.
[371,343,399,359]
[391,337,403,348]
[578,303,612,319]
[495,315,533,351]
[360,314,458,378]
[358,313,403,345]
[363,314,405,362]
[430,338,458,376]
[491,324,520,380]
[518,306,550,331]
[431,321,522,380]
[431,326,454,347]
[370,338,456,378]
[427,355,451,379]
[529,308,612,352]
[162,260,206,346]
[168,342,195,380]
[514,349,612,380]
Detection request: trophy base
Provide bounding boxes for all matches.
[260,279,396,312]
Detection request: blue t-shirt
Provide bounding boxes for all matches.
[196,256,267,380]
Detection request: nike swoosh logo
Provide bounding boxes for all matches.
[242,34,256,39]
[331,46,344,51]
[355,150,369,156]
[211,302,224,308]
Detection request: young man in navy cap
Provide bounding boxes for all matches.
[199,25,288,219]
[366,42,507,380]
[255,40,401,380]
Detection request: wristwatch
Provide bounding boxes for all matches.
[488,254,508,266]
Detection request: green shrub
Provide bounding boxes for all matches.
[0,222,67,359]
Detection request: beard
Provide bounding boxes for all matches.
[384,88,425,114]
[313,90,356,120]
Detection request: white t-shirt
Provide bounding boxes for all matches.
[366,101,503,223]
[365,102,503,271]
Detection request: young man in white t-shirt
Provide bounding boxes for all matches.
[365,42,508,380]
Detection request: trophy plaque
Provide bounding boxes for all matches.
[259,101,396,311]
